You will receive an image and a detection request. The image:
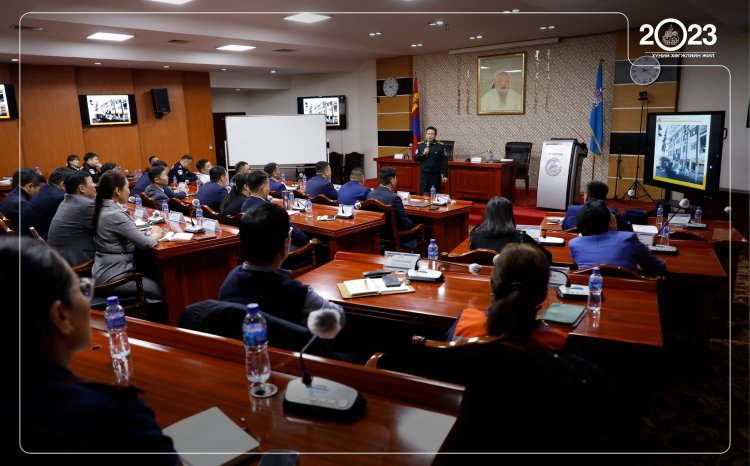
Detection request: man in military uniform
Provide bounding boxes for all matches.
[415,126,449,195]
[81,152,102,183]
[168,154,198,185]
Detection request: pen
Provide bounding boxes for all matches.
[364,279,369,290]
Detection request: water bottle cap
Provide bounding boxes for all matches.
[106,296,119,306]
[592,267,600,274]
[246,303,259,314]
[430,238,436,243]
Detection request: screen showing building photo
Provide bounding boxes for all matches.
[0,84,9,119]
[652,114,711,190]
[86,94,132,125]
[301,96,340,126]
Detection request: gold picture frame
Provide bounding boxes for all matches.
[477,52,526,115]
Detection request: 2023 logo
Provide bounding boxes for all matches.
[640,18,717,51]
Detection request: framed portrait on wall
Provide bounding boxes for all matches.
[477,52,526,115]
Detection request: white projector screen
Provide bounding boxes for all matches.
[225,114,327,167]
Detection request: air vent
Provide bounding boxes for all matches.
[168,39,191,44]
[273,48,297,53]
[11,25,44,32]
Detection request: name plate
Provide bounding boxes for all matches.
[394,154,404,159]
[133,207,146,219]
[202,218,221,232]
[168,211,185,223]
[470,157,482,163]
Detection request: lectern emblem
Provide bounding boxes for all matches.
[545,158,562,176]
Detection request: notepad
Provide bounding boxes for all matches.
[539,303,586,327]
[159,232,194,242]
[163,406,260,466]
[337,278,415,298]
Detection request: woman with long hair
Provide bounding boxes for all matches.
[220,172,251,219]
[92,171,163,302]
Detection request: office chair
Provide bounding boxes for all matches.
[505,142,533,194]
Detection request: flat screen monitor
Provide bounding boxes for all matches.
[78,94,138,126]
[296,95,347,129]
[0,83,19,120]
[644,111,725,195]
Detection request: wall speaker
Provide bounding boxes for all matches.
[151,88,170,118]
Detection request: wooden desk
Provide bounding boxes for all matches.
[74,313,461,463]
[404,200,473,253]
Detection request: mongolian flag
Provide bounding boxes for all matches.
[411,79,420,156]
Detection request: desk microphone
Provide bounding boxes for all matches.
[468,263,482,275]
[552,268,590,300]
[283,308,366,422]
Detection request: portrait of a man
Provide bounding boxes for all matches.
[477,52,526,115]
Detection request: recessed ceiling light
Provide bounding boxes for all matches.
[220,68,227,71]
[284,13,331,24]
[539,26,547,30]
[149,0,193,4]
[235,88,240,91]
[469,35,483,40]
[94,62,101,65]
[511,9,520,12]
[216,44,256,51]
[11,58,19,62]
[411,43,423,47]
[369,32,382,37]
[548,25,556,29]
[270,70,276,74]
[87,32,134,42]
[163,65,170,68]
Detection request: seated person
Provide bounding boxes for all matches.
[230,161,250,186]
[366,166,417,249]
[241,171,310,248]
[65,154,80,171]
[562,180,632,231]
[167,154,197,185]
[100,162,117,175]
[10,238,177,462]
[93,171,164,302]
[143,165,171,205]
[81,152,102,183]
[304,161,338,200]
[569,200,666,276]
[132,160,185,200]
[48,171,97,266]
[337,168,370,205]
[218,202,345,327]
[469,196,552,262]
[195,159,212,184]
[196,165,229,212]
[220,172,250,219]
[263,162,287,193]
[1,168,42,230]
[446,243,568,351]
[21,168,70,239]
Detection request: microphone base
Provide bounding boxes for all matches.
[283,377,366,422]
[649,244,679,255]
[557,285,590,300]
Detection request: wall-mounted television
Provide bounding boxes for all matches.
[644,111,725,195]
[296,95,347,129]
[78,94,138,126]
[0,83,19,120]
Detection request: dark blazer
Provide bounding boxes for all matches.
[221,193,248,218]
[0,186,29,231]
[367,186,414,234]
[563,202,632,231]
[569,229,666,276]
[415,141,449,176]
[20,184,65,238]
[81,163,101,183]
[48,193,96,265]
[337,180,370,205]
[241,195,309,247]
[196,181,228,212]
[304,175,338,200]
[132,175,185,199]
[269,177,287,193]
[167,162,197,184]
[469,228,552,262]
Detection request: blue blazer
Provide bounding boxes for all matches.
[269,178,287,193]
[337,180,370,206]
[132,175,185,199]
[196,182,228,212]
[0,186,29,231]
[304,175,338,200]
[168,162,197,183]
[366,186,414,233]
[20,184,65,238]
[569,229,666,276]
[241,196,309,247]
[563,202,632,231]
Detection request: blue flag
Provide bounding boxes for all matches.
[588,62,603,157]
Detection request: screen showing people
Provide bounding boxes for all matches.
[652,114,711,191]
[80,94,136,126]
[300,96,341,126]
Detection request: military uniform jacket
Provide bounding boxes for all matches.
[82,163,102,183]
[415,141,449,177]
[168,162,198,183]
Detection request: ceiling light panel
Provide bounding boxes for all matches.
[284,13,331,24]
[87,32,134,41]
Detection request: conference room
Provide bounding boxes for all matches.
[5,1,748,463]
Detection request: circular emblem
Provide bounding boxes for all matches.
[178,169,183,175]
[545,158,563,177]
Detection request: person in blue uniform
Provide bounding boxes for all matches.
[81,152,103,184]
[562,180,631,232]
[415,126,449,195]
[132,160,186,200]
[1,168,42,231]
[20,168,70,239]
[366,166,417,249]
[11,238,177,463]
[264,162,287,194]
[337,168,370,205]
[304,161,338,200]
[196,165,229,212]
[168,154,197,184]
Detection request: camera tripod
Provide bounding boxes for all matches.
[624,93,655,202]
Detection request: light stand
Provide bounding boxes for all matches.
[624,92,655,203]
[613,144,623,200]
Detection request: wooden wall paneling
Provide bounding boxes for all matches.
[610,108,674,133]
[376,56,412,79]
[377,146,409,157]
[182,72,216,165]
[75,67,142,172]
[18,65,85,176]
[377,95,411,113]
[0,64,20,176]
[613,83,679,108]
[132,70,190,165]
[608,154,645,179]
[377,112,411,130]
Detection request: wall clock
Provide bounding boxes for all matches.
[382,77,399,97]
[630,55,661,86]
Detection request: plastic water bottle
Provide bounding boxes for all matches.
[105,296,133,384]
[280,172,286,183]
[694,206,703,223]
[161,200,169,217]
[305,198,313,217]
[430,185,437,203]
[195,203,204,226]
[117,164,122,172]
[134,195,142,209]
[288,190,295,209]
[427,239,439,261]
[661,223,670,246]
[34,165,41,175]
[172,175,177,187]
[656,204,664,229]
[408,143,413,159]
[195,178,202,189]
[135,168,142,179]
[242,304,271,384]
[301,173,307,192]
[587,268,603,314]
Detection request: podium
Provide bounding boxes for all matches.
[536,139,588,210]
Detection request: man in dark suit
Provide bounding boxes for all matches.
[562,180,632,231]
[143,165,172,205]
[168,154,198,184]
[264,162,287,194]
[48,170,97,266]
[337,168,370,205]
[132,160,186,200]
[366,166,417,249]
[196,165,229,212]
[1,168,42,231]
[81,152,102,183]
[20,168,70,239]
[304,161,338,200]
[415,126,449,195]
